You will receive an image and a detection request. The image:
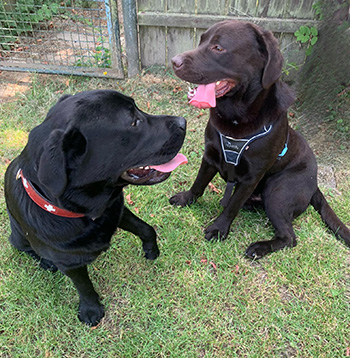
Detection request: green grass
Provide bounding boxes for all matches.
[0,70,349,357]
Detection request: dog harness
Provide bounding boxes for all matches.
[219,125,273,166]
[218,124,289,207]
[16,169,85,218]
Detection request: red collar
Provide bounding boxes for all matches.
[16,169,85,218]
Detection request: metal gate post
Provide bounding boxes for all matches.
[122,0,140,77]
[105,0,124,78]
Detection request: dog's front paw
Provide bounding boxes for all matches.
[78,302,105,326]
[143,242,160,260]
[245,241,272,259]
[169,191,197,207]
[205,223,229,241]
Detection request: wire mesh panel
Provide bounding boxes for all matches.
[0,0,124,78]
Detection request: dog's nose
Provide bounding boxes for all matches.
[168,116,186,131]
[177,116,186,131]
[171,55,184,70]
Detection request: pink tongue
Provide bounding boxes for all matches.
[150,153,188,173]
[189,83,216,109]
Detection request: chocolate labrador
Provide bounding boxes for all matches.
[5,90,186,325]
[170,20,350,258]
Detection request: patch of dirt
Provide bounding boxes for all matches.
[0,71,31,102]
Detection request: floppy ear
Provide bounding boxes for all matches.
[37,129,66,198]
[37,127,87,197]
[255,26,284,89]
[62,127,88,169]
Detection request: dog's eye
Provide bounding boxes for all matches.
[131,119,141,127]
[212,44,224,52]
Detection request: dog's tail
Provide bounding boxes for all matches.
[310,187,350,246]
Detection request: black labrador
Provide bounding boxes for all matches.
[170,20,350,258]
[5,90,186,326]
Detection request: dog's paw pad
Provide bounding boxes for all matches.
[144,248,160,260]
[79,304,105,327]
[245,242,270,259]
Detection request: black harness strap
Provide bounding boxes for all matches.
[220,180,236,207]
[218,124,289,207]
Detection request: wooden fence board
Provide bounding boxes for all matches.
[288,0,316,19]
[197,0,227,15]
[167,27,195,64]
[227,0,258,17]
[139,26,166,67]
[263,0,288,18]
[167,0,196,13]
[279,33,308,68]
[137,13,318,32]
[137,0,165,12]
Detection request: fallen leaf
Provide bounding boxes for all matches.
[185,260,191,265]
[134,207,139,214]
[90,321,102,330]
[209,261,217,270]
[200,258,207,264]
[126,194,134,205]
[208,182,222,194]
[173,86,182,93]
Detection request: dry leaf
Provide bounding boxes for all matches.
[126,194,134,205]
[208,182,222,194]
[90,321,102,330]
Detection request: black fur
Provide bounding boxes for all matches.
[5,90,186,325]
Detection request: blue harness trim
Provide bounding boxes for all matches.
[278,137,289,158]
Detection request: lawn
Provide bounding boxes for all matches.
[0,70,349,357]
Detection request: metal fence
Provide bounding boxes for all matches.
[0,0,124,78]
[0,0,320,79]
